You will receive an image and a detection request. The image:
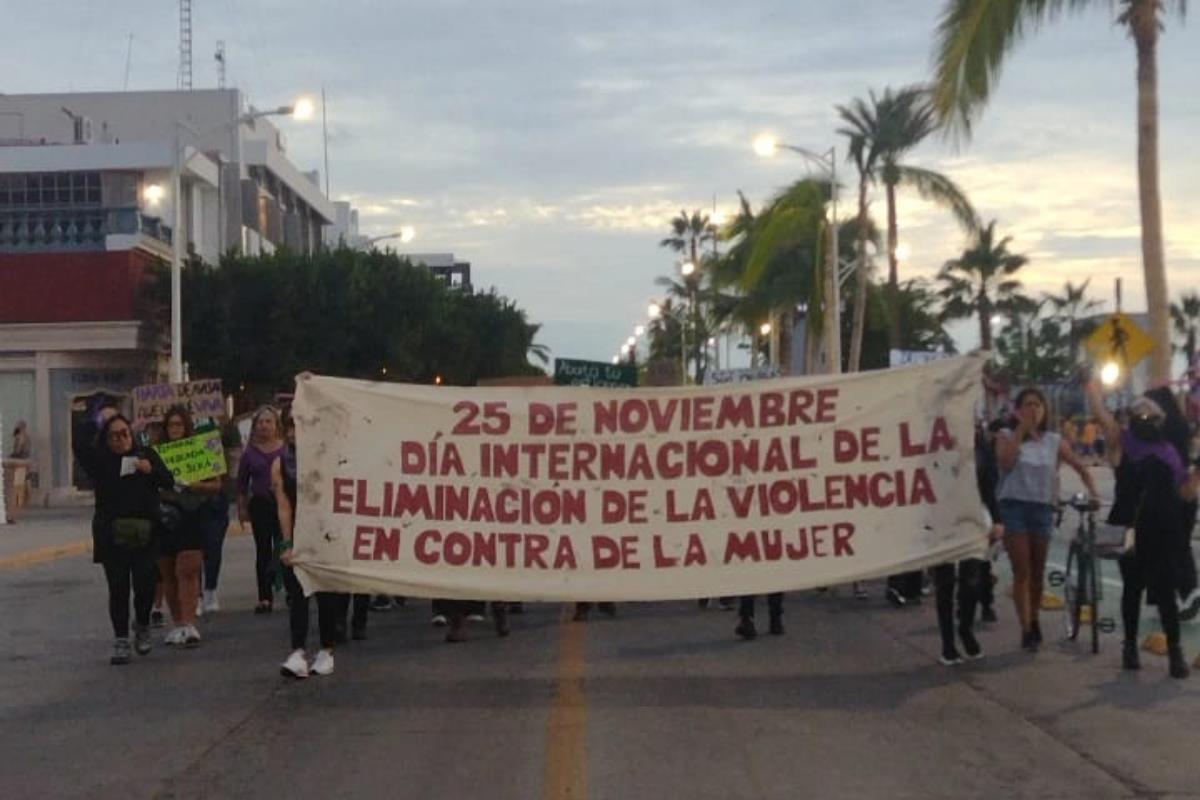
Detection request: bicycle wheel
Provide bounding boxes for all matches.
[1089,549,1101,654]
[1063,541,1081,641]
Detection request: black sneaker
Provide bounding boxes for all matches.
[885,587,906,608]
[1030,620,1043,645]
[959,627,982,660]
[768,615,784,636]
[150,610,165,628]
[697,598,710,610]
[1021,630,1039,653]
[111,638,132,665]
[1122,640,1141,670]
[980,606,998,624]
[1168,647,1190,680]
[1179,590,1200,622]
[735,616,757,640]
[717,597,736,611]
[370,595,393,612]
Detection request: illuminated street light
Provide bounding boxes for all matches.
[290,96,316,121]
[753,134,778,158]
[1100,361,1121,386]
[895,242,911,263]
[680,261,696,277]
[634,325,645,337]
[626,336,637,347]
[760,322,772,336]
[648,302,662,320]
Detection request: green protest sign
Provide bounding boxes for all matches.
[153,430,227,484]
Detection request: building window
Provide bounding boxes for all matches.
[0,172,103,209]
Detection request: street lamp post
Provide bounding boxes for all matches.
[169,98,314,383]
[359,226,416,250]
[754,135,840,376]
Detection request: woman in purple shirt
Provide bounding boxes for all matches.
[237,406,287,612]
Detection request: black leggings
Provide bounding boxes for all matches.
[1119,556,1181,647]
[933,559,982,651]
[282,565,339,650]
[102,549,158,638]
[248,496,281,603]
[738,593,783,618]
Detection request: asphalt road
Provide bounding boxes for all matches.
[2,494,1199,799]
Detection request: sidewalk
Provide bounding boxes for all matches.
[0,506,92,562]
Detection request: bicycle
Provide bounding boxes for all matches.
[1047,492,1117,653]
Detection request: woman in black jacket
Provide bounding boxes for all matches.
[74,412,174,664]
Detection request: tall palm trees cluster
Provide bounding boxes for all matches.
[641,0,1187,385]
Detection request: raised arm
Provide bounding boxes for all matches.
[1084,379,1122,465]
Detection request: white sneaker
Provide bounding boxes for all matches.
[202,590,220,613]
[281,649,309,679]
[164,627,187,646]
[431,614,448,627]
[466,613,485,623]
[195,598,204,618]
[184,625,202,647]
[310,648,335,676]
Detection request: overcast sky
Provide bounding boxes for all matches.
[5,0,1198,366]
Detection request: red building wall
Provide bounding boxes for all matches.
[0,249,159,323]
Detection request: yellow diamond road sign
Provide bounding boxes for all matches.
[1085,313,1154,369]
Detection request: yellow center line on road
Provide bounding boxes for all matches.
[0,539,92,569]
[0,521,249,570]
[543,605,588,800]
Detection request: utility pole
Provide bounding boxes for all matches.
[215,41,226,89]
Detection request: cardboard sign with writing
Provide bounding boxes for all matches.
[154,430,227,484]
[133,379,225,424]
[292,355,988,601]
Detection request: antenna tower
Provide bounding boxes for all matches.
[215,40,226,89]
[178,0,193,90]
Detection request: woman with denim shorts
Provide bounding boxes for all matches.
[996,387,1099,652]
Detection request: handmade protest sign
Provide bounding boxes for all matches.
[132,379,224,424]
[153,430,227,484]
[291,354,988,600]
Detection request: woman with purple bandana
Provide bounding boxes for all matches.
[1087,380,1198,678]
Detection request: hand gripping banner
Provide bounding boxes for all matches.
[291,354,988,600]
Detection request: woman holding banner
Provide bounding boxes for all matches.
[237,406,288,613]
[996,388,1099,653]
[156,407,222,648]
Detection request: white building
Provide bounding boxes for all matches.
[0,89,334,504]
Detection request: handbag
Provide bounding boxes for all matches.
[111,517,154,550]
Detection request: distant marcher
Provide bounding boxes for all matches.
[9,419,30,459]
[237,406,288,613]
[734,593,783,640]
[74,411,173,664]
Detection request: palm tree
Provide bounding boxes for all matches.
[1171,290,1200,367]
[936,220,1028,352]
[835,99,881,372]
[740,179,829,374]
[660,210,717,382]
[1044,279,1103,366]
[931,0,1187,383]
[838,85,979,351]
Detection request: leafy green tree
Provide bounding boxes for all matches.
[1171,290,1200,366]
[859,278,957,370]
[142,247,546,402]
[931,0,1186,383]
[1044,279,1103,366]
[936,220,1028,352]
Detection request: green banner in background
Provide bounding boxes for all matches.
[154,430,227,484]
[554,358,638,388]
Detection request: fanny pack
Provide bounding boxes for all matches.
[111,517,154,550]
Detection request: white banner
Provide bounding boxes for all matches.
[292,354,988,600]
